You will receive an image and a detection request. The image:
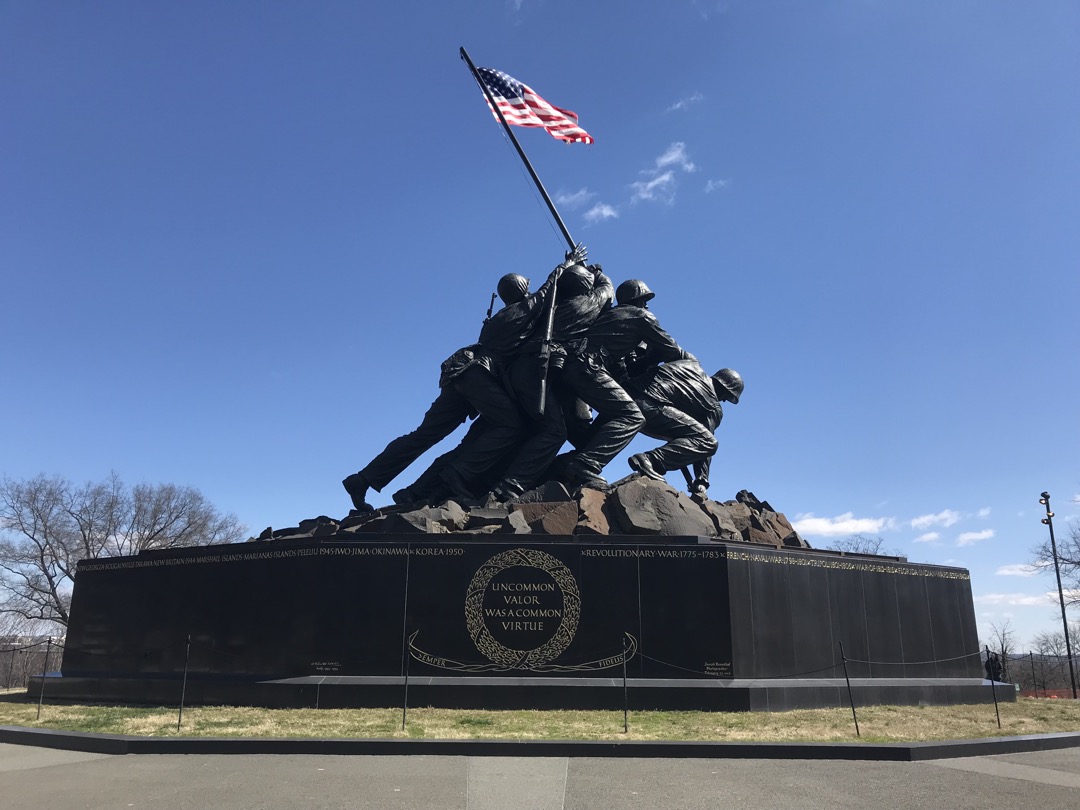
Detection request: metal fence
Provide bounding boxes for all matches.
[1,637,63,691]
[1003,652,1078,698]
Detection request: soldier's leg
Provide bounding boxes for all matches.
[393,417,517,505]
[394,445,458,505]
[560,391,595,450]
[560,355,645,480]
[489,355,567,497]
[353,385,472,493]
[439,366,524,498]
[634,401,717,473]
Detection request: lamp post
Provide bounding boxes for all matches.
[1040,491,1078,699]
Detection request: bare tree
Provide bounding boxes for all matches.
[986,619,1016,658]
[0,474,246,626]
[826,534,902,557]
[1032,516,1080,609]
[1030,623,1080,692]
[1032,630,1069,658]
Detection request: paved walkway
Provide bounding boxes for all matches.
[1,744,1078,808]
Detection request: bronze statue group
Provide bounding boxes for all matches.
[343,246,743,513]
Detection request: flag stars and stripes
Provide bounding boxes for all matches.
[476,67,594,145]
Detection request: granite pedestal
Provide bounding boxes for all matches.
[49,535,1000,710]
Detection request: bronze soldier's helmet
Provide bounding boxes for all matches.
[712,368,744,405]
[556,264,594,299]
[497,273,530,305]
[615,279,656,306]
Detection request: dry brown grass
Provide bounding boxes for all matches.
[1,694,1078,743]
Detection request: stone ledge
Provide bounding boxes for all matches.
[3,725,1077,762]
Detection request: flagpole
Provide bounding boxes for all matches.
[459,46,577,252]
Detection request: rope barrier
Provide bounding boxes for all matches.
[844,650,983,667]
[1,639,56,653]
[32,636,1006,690]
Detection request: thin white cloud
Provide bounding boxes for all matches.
[974,592,1055,607]
[913,532,940,544]
[555,188,595,210]
[583,203,618,224]
[911,509,962,530]
[654,142,697,173]
[704,178,729,193]
[957,529,994,547]
[978,507,991,518]
[666,92,704,113]
[691,0,729,20]
[791,512,897,538]
[996,564,1039,577]
[630,171,677,204]
[629,143,698,206]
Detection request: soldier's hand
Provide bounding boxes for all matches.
[565,242,587,265]
[549,265,564,282]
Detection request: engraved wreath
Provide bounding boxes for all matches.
[465,548,581,669]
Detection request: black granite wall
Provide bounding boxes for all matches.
[62,537,981,682]
[726,547,980,678]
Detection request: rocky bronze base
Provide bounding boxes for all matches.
[257,479,812,548]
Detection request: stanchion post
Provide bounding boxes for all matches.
[1029,652,1038,699]
[402,637,411,732]
[985,646,1002,729]
[400,553,412,731]
[622,634,629,734]
[36,637,52,720]
[6,644,16,690]
[839,641,860,737]
[177,634,191,732]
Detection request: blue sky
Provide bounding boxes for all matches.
[2,1,1077,647]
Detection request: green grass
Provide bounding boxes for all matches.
[2,691,1079,743]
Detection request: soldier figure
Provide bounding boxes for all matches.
[624,361,744,498]
[342,251,580,511]
[487,261,614,501]
[555,279,694,488]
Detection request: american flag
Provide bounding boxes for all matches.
[476,67,594,145]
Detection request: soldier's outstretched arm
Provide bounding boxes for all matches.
[565,242,587,266]
[589,265,614,307]
[518,253,578,324]
[638,313,692,365]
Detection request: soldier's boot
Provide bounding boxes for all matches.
[392,484,434,506]
[488,478,525,504]
[562,459,609,491]
[439,466,477,504]
[628,454,665,482]
[342,473,374,513]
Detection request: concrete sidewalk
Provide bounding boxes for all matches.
[1,744,1078,809]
